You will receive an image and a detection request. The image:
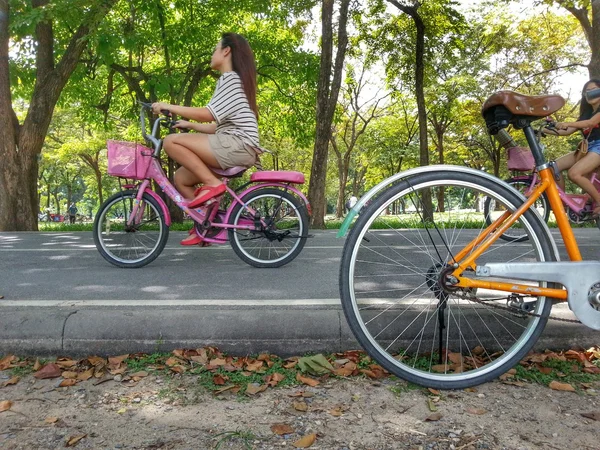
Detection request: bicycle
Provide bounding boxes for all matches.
[337,91,600,389]
[483,126,600,242]
[93,103,310,269]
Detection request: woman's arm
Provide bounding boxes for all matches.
[174,121,217,134]
[556,112,600,133]
[152,102,215,122]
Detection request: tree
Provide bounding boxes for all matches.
[308,0,351,227]
[331,62,388,218]
[0,0,118,231]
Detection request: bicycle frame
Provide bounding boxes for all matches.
[521,170,600,214]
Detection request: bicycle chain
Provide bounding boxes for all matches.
[452,290,582,324]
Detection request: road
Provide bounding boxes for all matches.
[2,228,600,301]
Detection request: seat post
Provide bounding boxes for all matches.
[522,125,547,168]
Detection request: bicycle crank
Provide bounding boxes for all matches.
[475,261,600,330]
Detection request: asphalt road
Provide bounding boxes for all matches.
[2,228,600,302]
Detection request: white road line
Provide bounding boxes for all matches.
[0,299,342,307]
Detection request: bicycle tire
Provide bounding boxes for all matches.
[228,188,308,268]
[483,176,550,242]
[93,190,169,268]
[339,170,557,389]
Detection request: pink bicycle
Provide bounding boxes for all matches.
[93,103,310,268]
[484,124,600,242]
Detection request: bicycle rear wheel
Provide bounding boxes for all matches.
[339,170,556,389]
[483,176,549,242]
[228,188,308,268]
[93,190,169,268]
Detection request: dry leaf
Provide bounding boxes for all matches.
[45,416,59,424]
[59,379,78,387]
[425,412,443,421]
[549,381,576,392]
[428,388,440,395]
[246,360,264,372]
[78,368,94,381]
[581,411,600,421]
[210,358,227,366]
[66,434,87,447]
[108,355,129,366]
[214,385,239,395]
[2,376,19,387]
[62,371,79,379]
[329,406,344,417]
[427,399,437,412]
[293,401,308,412]
[293,433,317,448]
[296,373,319,387]
[87,356,105,366]
[33,363,62,379]
[464,387,477,393]
[213,374,228,386]
[129,371,148,378]
[0,400,12,412]
[466,407,487,415]
[245,383,267,395]
[0,355,16,371]
[56,359,78,368]
[33,359,42,371]
[271,423,294,435]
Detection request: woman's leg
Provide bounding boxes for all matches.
[555,152,577,191]
[163,133,222,194]
[174,167,201,200]
[567,152,600,213]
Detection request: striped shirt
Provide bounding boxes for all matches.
[207,72,260,148]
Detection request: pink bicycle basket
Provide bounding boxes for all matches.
[506,146,535,172]
[107,140,153,179]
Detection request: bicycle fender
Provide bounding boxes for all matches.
[336,165,549,239]
[143,189,172,226]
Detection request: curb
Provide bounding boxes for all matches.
[1,301,599,357]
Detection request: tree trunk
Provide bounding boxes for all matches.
[307,0,351,228]
[388,1,432,220]
[0,0,117,231]
[436,132,445,212]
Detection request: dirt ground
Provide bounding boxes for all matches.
[1,370,599,450]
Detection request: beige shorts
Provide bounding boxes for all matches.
[208,133,257,169]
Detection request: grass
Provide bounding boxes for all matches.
[213,429,258,450]
[514,359,600,386]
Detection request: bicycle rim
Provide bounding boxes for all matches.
[340,171,555,389]
[229,188,307,267]
[95,192,166,267]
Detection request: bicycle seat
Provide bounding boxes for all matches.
[250,170,305,184]
[482,91,565,117]
[213,166,247,178]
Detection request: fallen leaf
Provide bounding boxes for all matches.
[129,371,148,378]
[427,399,437,412]
[213,374,228,385]
[87,356,105,366]
[246,360,264,372]
[108,355,129,366]
[116,407,127,414]
[56,359,78,368]
[428,388,440,395]
[464,387,477,393]
[265,373,285,387]
[59,379,78,387]
[78,368,94,381]
[329,407,344,417]
[581,411,600,421]
[293,401,308,412]
[213,385,240,395]
[271,423,294,435]
[293,433,317,448]
[33,359,42,371]
[425,412,443,421]
[0,400,12,412]
[210,358,227,366]
[296,373,319,387]
[0,355,16,371]
[549,381,576,392]
[2,376,19,387]
[45,416,59,424]
[298,354,334,375]
[466,407,487,415]
[62,371,79,379]
[33,363,62,379]
[65,434,87,447]
[538,367,553,375]
[245,383,267,395]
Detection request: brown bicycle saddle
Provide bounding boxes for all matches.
[482,90,565,117]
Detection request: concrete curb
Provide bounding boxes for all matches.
[1,301,599,357]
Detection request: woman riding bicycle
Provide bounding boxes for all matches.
[546,79,600,216]
[152,33,262,245]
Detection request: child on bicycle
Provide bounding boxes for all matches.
[548,79,600,216]
[152,33,262,245]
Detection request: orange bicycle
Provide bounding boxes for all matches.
[337,91,600,389]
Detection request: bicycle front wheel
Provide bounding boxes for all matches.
[228,188,308,268]
[483,176,549,242]
[93,190,169,268]
[339,170,557,389]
